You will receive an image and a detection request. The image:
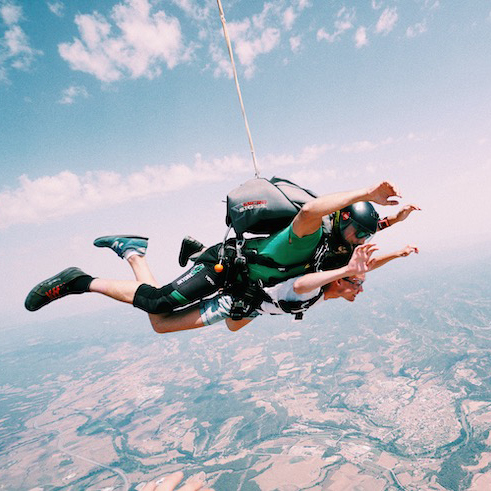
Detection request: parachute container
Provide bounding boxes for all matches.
[226,177,317,236]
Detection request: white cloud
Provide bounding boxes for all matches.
[47,1,64,17]
[406,20,427,38]
[209,2,312,79]
[339,138,394,153]
[0,143,341,229]
[0,156,246,229]
[355,26,368,48]
[58,0,190,82]
[58,85,89,104]
[297,0,311,10]
[289,35,301,53]
[227,12,281,79]
[209,41,233,78]
[283,7,296,31]
[0,2,42,77]
[251,3,279,31]
[0,2,21,24]
[317,7,355,44]
[170,0,210,21]
[316,28,334,43]
[371,0,383,10]
[376,7,398,35]
[298,143,333,164]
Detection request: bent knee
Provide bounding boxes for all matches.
[149,314,172,334]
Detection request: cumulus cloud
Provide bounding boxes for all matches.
[58,0,191,82]
[0,143,338,229]
[211,2,310,79]
[406,20,427,38]
[47,1,64,17]
[1,1,21,24]
[0,2,42,79]
[355,26,368,48]
[376,7,398,34]
[58,85,89,104]
[283,7,296,31]
[297,0,311,10]
[209,41,233,78]
[317,7,355,43]
[0,156,244,229]
[224,4,281,79]
[234,26,280,78]
[289,35,301,53]
[170,0,210,21]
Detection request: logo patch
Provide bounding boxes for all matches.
[176,264,205,285]
[238,200,268,213]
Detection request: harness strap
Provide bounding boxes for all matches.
[261,289,324,319]
[242,249,312,272]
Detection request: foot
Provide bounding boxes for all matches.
[93,235,148,259]
[25,267,90,311]
[179,236,204,267]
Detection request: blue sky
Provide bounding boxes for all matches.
[1,0,490,326]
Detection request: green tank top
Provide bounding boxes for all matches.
[244,224,323,283]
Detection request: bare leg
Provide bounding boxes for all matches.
[150,306,206,333]
[126,255,159,286]
[89,278,143,304]
[124,255,207,333]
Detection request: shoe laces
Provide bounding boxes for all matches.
[46,284,64,300]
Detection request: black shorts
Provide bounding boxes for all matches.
[133,245,224,314]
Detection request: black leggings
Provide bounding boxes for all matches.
[133,246,224,314]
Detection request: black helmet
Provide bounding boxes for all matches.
[334,202,379,244]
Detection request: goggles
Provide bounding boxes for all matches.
[342,277,364,288]
[353,226,373,239]
[339,216,375,242]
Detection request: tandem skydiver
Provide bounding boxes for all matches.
[24,231,418,333]
[25,179,419,323]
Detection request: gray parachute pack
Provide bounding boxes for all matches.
[226,176,317,237]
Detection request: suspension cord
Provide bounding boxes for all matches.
[216,0,260,178]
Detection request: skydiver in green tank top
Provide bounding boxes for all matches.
[25,180,419,317]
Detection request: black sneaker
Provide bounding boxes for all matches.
[178,236,204,267]
[25,267,89,311]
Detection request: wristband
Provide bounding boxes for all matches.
[378,217,390,230]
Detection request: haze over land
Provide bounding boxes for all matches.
[1,259,491,490]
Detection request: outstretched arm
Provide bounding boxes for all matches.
[293,243,378,294]
[378,204,421,230]
[292,181,401,238]
[368,245,419,271]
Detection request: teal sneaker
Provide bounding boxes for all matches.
[93,235,148,258]
[25,267,90,311]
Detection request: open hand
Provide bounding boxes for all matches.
[347,243,378,275]
[367,181,401,206]
[398,245,419,257]
[395,204,421,223]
